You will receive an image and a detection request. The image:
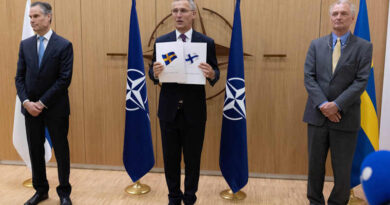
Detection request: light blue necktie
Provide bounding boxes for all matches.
[38,36,45,68]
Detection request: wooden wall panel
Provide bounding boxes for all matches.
[81,0,108,164]
[0,0,24,161]
[55,0,85,163]
[242,0,321,175]
[81,0,156,165]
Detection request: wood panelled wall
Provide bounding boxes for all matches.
[0,0,388,176]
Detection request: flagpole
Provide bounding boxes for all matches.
[220,189,246,200]
[125,180,150,195]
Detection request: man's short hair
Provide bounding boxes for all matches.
[173,0,197,11]
[329,0,356,16]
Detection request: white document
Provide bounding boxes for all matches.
[156,42,207,84]
[183,43,206,85]
[156,42,186,83]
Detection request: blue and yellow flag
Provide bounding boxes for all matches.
[162,52,177,65]
[350,0,379,188]
[219,0,248,193]
[123,0,155,182]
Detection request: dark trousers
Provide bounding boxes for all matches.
[307,124,358,205]
[160,109,206,205]
[25,113,71,197]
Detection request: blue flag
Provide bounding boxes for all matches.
[123,0,155,182]
[219,0,248,193]
[350,0,379,188]
[162,52,177,65]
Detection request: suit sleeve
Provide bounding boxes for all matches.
[39,42,73,107]
[148,42,159,84]
[15,41,28,103]
[207,39,219,86]
[334,43,372,111]
[304,41,328,108]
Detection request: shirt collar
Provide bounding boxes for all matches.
[332,31,350,46]
[176,28,193,42]
[37,29,53,41]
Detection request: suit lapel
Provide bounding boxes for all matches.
[326,34,333,78]
[29,35,39,70]
[191,30,201,43]
[168,31,176,42]
[39,32,57,70]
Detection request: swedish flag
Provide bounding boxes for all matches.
[162,52,177,65]
[350,0,379,188]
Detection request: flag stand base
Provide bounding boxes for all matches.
[220,189,246,200]
[348,190,366,205]
[23,178,33,188]
[125,180,150,195]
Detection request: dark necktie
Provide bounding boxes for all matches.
[179,33,186,42]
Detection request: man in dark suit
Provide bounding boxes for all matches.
[149,0,219,204]
[15,2,73,205]
[303,0,372,204]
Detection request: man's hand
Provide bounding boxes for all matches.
[328,112,342,123]
[153,62,164,78]
[199,62,215,80]
[24,101,43,117]
[320,102,339,117]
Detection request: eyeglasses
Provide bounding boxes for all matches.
[172,8,194,15]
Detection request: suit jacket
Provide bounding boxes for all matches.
[15,32,73,117]
[149,30,219,123]
[303,33,372,131]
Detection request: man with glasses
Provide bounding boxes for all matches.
[149,0,219,204]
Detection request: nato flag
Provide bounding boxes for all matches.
[123,0,155,182]
[219,0,249,193]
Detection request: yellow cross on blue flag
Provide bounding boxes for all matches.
[350,0,379,188]
[162,52,177,65]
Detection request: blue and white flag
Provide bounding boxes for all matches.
[123,0,155,182]
[13,0,52,169]
[219,0,248,193]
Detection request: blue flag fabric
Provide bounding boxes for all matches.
[123,0,155,182]
[162,52,177,65]
[350,0,379,188]
[219,0,248,193]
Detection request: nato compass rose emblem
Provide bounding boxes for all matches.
[223,77,246,121]
[126,68,149,116]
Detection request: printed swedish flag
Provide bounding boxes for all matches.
[162,52,177,65]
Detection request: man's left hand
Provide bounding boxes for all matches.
[320,101,339,117]
[199,62,215,80]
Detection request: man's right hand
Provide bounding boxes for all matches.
[153,62,164,78]
[24,101,42,117]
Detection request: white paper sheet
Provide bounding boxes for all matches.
[156,42,207,85]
